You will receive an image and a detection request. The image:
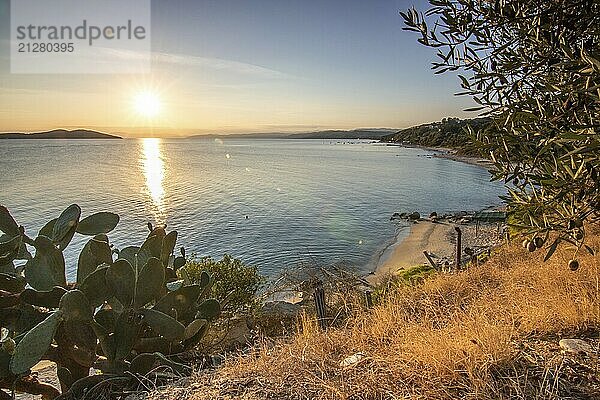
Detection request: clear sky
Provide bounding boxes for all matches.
[0,0,476,137]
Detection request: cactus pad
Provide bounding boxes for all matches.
[51,204,81,250]
[25,236,66,291]
[135,257,165,307]
[0,206,20,237]
[76,212,120,235]
[20,286,67,308]
[79,266,112,307]
[140,309,185,342]
[106,259,135,307]
[10,310,63,374]
[59,290,93,322]
[0,273,26,293]
[196,299,221,321]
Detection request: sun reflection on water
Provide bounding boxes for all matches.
[141,138,166,223]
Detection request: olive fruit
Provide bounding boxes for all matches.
[574,230,584,240]
[568,259,579,271]
[534,237,545,248]
[527,241,537,252]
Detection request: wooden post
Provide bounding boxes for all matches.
[365,290,373,308]
[423,251,439,271]
[313,282,327,330]
[455,226,462,269]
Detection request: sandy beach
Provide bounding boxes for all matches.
[371,219,504,282]
[373,221,455,278]
[432,149,494,168]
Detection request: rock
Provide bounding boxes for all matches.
[216,316,253,350]
[429,211,438,218]
[390,212,401,220]
[559,338,594,355]
[408,211,420,220]
[340,352,366,368]
[256,301,303,337]
[261,300,302,316]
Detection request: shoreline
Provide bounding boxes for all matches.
[369,220,456,282]
[369,217,505,283]
[380,142,493,169]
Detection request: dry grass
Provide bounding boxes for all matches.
[150,228,600,400]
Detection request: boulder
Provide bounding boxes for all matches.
[215,316,253,351]
[261,300,302,315]
[559,338,594,355]
[408,212,420,220]
[256,301,303,337]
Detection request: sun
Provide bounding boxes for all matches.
[133,91,162,118]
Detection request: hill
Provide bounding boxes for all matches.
[190,128,396,140]
[287,128,396,139]
[381,117,491,156]
[0,129,122,139]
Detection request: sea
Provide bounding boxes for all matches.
[0,138,505,280]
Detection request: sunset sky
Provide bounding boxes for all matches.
[0,0,476,137]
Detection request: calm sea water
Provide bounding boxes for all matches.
[0,138,504,280]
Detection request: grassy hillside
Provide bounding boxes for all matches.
[381,117,491,156]
[152,226,600,399]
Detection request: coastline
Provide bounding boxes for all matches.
[432,149,494,168]
[369,220,455,282]
[369,217,505,284]
[367,142,502,283]
[380,142,493,169]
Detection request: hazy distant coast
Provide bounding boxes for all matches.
[0,129,122,139]
[189,128,397,140]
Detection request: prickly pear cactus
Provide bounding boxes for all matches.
[0,204,221,399]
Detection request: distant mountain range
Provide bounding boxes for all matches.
[0,128,398,140]
[190,128,397,140]
[0,121,491,147]
[0,129,122,139]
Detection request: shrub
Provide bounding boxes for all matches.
[181,254,263,316]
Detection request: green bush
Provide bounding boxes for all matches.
[181,254,263,316]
